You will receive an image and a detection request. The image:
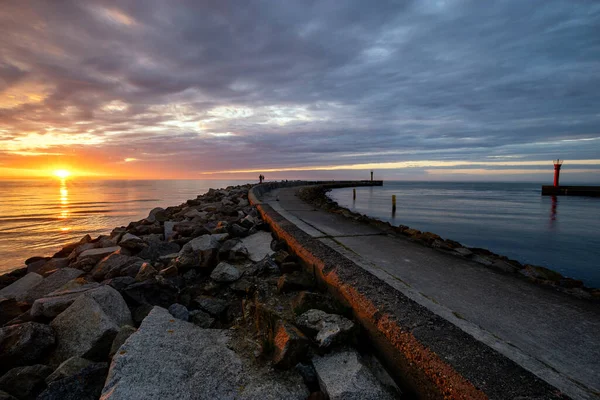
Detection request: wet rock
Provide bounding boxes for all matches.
[193,296,228,317]
[0,364,53,400]
[277,273,314,293]
[312,350,395,400]
[296,310,355,348]
[272,320,309,369]
[100,307,308,400]
[38,362,108,400]
[241,231,274,262]
[45,356,93,384]
[24,268,84,304]
[134,263,158,282]
[109,326,137,358]
[0,322,55,373]
[0,273,43,301]
[0,298,29,325]
[189,310,214,328]
[168,303,189,321]
[176,234,221,269]
[210,262,241,283]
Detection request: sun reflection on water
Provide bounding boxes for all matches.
[58,178,71,232]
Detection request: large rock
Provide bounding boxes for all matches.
[75,247,121,271]
[30,282,101,319]
[49,296,119,365]
[84,285,133,327]
[0,364,53,400]
[108,326,137,358]
[210,262,241,283]
[38,362,108,400]
[100,307,308,399]
[0,298,29,325]
[176,234,221,269]
[163,221,176,240]
[137,240,180,262]
[0,273,43,301]
[272,320,309,369]
[241,231,274,262]
[24,268,84,303]
[295,310,355,348]
[312,350,395,400]
[0,322,55,373]
[45,356,93,384]
[91,254,142,281]
[118,233,146,251]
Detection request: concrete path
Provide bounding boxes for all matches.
[263,187,600,400]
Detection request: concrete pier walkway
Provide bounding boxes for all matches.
[263,186,600,400]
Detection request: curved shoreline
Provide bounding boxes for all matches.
[299,184,600,299]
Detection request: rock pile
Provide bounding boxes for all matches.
[0,184,400,399]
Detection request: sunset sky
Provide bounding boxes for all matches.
[0,0,599,181]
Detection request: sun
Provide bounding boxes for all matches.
[53,169,71,179]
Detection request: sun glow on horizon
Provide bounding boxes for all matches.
[53,169,71,179]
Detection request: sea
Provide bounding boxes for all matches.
[328,181,600,288]
[0,179,247,274]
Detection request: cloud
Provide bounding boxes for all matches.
[0,0,599,179]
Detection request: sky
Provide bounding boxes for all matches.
[0,0,599,182]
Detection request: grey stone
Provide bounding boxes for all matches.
[168,303,189,321]
[163,221,176,240]
[0,364,53,400]
[31,292,84,319]
[0,273,43,301]
[0,298,28,325]
[189,310,214,328]
[0,322,55,373]
[77,246,120,263]
[241,231,274,262]
[38,362,108,400]
[185,209,207,219]
[312,350,394,400]
[49,296,119,365]
[100,307,308,400]
[193,296,228,316]
[109,325,137,358]
[92,254,140,281]
[137,240,180,262]
[119,233,146,251]
[0,390,17,400]
[25,268,84,303]
[296,309,355,348]
[454,247,473,257]
[84,285,133,327]
[147,207,165,223]
[240,214,256,229]
[210,262,242,283]
[134,263,158,282]
[176,234,221,269]
[45,357,93,384]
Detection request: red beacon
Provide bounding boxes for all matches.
[553,159,563,187]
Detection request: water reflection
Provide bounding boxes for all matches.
[549,195,558,229]
[59,178,71,232]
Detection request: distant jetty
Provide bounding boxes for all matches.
[541,159,600,197]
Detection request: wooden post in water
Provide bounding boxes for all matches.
[353,188,356,200]
[392,195,396,213]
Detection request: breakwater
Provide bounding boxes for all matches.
[542,185,600,197]
[0,182,402,399]
[250,181,600,400]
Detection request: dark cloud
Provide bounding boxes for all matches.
[0,0,599,178]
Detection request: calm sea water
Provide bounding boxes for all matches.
[329,182,600,288]
[0,179,247,274]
